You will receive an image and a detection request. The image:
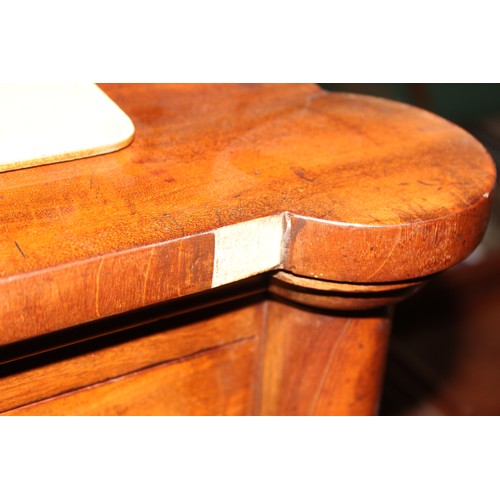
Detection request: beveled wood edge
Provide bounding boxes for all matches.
[271,269,426,293]
[0,192,493,343]
[269,271,424,311]
[4,198,491,289]
[212,193,493,284]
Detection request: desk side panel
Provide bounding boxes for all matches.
[3,339,256,416]
[0,301,264,414]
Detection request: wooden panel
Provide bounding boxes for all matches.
[0,234,214,344]
[0,84,494,342]
[285,202,493,283]
[259,300,391,416]
[0,301,264,413]
[3,339,257,416]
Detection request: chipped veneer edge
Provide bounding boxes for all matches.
[211,213,289,288]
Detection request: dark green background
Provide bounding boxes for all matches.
[318,83,500,122]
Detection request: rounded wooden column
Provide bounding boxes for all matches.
[269,271,424,311]
[258,271,427,416]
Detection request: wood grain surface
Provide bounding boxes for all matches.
[0,84,495,342]
[0,301,263,413]
[269,270,423,310]
[3,339,257,416]
[259,299,391,416]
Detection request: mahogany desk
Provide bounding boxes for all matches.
[0,84,495,415]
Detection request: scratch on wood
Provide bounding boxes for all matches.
[14,241,26,258]
[291,166,316,183]
[309,319,352,415]
[95,257,105,317]
[162,213,185,236]
[228,198,244,220]
[142,247,155,304]
[212,208,222,225]
[301,91,325,115]
[92,177,101,198]
[366,229,402,280]
[332,115,382,146]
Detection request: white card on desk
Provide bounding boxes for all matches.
[0,83,135,173]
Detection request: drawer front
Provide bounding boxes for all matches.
[0,300,264,415]
[3,339,257,416]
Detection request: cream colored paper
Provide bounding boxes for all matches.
[0,84,134,172]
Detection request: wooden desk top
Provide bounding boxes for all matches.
[0,84,495,343]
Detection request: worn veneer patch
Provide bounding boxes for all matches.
[212,214,285,288]
[0,84,135,172]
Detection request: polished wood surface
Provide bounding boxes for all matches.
[0,301,263,413]
[0,84,496,416]
[0,84,495,342]
[269,270,423,311]
[259,300,391,416]
[4,340,257,416]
